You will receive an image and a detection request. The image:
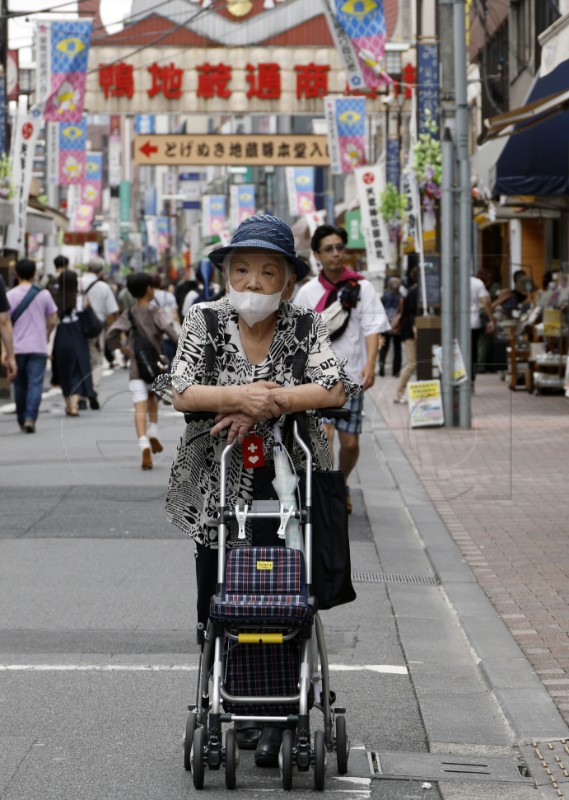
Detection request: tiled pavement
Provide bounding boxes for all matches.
[369,371,569,725]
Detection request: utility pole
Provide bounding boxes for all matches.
[0,0,9,157]
[438,0,472,428]
[453,0,472,429]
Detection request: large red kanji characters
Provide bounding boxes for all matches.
[147,62,183,99]
[294,64,329,100]
[197,63,232,99]
[246,63,281,100]
[98,63,134,99]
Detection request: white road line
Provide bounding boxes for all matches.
[0,663,408,674]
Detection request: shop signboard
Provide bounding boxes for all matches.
[133,135,330,167]
[86,47,346,115]
[345,209,365,249]
[408,380,444,428]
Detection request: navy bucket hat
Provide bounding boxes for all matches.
[208,214,310,281]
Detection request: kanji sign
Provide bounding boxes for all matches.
[133,135,330,166]
[86,47,346,114]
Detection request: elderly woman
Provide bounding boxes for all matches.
[163,215,358,764]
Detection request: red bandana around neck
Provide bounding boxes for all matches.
[314,267,364,313]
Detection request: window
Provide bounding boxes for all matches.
[536,1,561,69]
[511,0,533,75]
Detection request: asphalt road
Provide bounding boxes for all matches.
[0,367,556,799]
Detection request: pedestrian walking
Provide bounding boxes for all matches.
[0,274,17,381]
[150,273,180,366]
[51,267,95,416]
[378,276,403,377]
[470,274,495,387]
[106,272,179,471]
[7,259,58,432]
[294,224,389,514]
[393,266,419,403]
[80,257,119,408]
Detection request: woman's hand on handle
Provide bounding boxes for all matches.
[211,412,256,444]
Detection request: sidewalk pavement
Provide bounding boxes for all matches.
[367,372,569,731]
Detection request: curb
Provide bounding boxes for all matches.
[362,394,569,747]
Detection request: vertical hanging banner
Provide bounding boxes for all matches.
[333,0,391,88]
[324,96,367,175]
[237,185,256,224]
[35,19,92,122]
[82,152,103,209]
[5,106,44,253]
[286,167,316,217]
[417,41,440,135]
[36,20,93,122]
[201,195,226,238]
[58,117,87,184]
[354,164,390,274]
[320,0,366,91]
[72,202,94,232]
[156,217,170,253]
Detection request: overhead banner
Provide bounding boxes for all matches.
[286,167,316,217]
[320,0,366,91]
[417,41,439,135]
[82,152,103,209]
[156,216,170,253]
[354,164,390,274]
[324,96,367,175]
[71,202,94,233]
[5,106,44,253]
[35,19,93,122]
[201,195,226,238]
[133,134,330,166]
[86,46,346,115]
[58,117,87,185]
[333,0,391,88]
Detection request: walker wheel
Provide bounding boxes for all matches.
[225,728,238,790]
[192,726,206,789]
[280,728,294,791]
[335,715,349,774]
[183,711,198,771]
[313,729,326,791]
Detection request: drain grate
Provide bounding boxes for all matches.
[368,751,532,784]
[521,740,569,798]
[352,571,440,586]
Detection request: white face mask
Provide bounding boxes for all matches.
[228,281,285,327]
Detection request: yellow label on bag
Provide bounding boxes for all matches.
[256,561,273,571]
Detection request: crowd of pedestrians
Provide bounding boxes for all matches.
[1,225,534,480]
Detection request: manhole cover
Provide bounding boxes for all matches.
[368,751,531,784]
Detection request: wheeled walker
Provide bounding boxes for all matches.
[182,410,351,791]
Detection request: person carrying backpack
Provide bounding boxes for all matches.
[294,224,389,514]
[106,272,179,470]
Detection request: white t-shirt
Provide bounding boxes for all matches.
[470,276,489,330]
[294,276,390,384]
[81,274,119,322]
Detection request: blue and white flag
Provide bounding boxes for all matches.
[334,0,391,88]
[36,19,93,122]
[325,96,367,174]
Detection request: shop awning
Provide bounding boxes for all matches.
[484,59,569,197]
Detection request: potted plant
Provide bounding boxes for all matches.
[411,110,442,209]
[380,182,407,241]
[0,154,14,201]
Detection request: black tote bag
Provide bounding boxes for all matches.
[251,466,356,611]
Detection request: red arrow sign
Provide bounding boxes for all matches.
[139,141,158,159]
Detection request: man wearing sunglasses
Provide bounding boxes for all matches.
[294,224,389,514]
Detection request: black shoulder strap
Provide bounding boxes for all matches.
[10,286,42,325]
[84,279,101,295]
[201,307,220,374]
[291,312,313,383]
